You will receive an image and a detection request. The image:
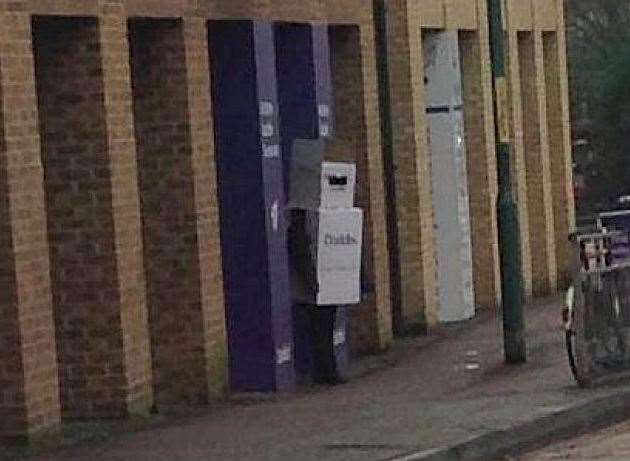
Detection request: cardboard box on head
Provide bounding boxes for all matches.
[288,139,356,211]
[320,162,356,209]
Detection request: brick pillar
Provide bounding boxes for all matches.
[518,26,557,296]
[32,6,152,419]
[99,1,154,416]
[359,18,393,349]
[459,0,502,311]
[383,0,439,329]
[329,22,392,353]
[183,18,228,397]
[129,16,226,404]
[505,25,533,298]
[0,3,60,440]
[545,0,575,288]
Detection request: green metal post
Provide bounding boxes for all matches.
[487,0,526,363]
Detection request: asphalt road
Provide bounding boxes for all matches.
[513,420,630,460]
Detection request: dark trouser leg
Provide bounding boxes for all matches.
[310,306,338,383]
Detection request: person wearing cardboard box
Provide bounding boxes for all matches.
[287,139,363,385]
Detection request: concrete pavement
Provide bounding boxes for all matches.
[11,297,630,461]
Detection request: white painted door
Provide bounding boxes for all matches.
[424,31,475,322]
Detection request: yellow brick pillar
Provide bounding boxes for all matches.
[0,2,61,440]
[359,17,393,348]
[183,17,229,397]
[504,8,534,298]
[329,18,393,352]
[518,7,557,295]
[546,0,576,288]
[383,0,439,329]
[459,0,502,310]
[98,1,154,415]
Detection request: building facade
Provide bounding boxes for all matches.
[383,0,574,331]
[0,0,573,440]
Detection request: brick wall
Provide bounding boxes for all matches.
[328,25,379,354]
[130,18,209,405]
[183,16,228,399]
[33,14,151,419]
[0,3,60,441]
[98,0,154,417]
[383,0,439,329]
[506,27,534,298]
[518,30,557,296]
[326,22,392,354]
[0,0,574,441]
[544,8,575,288]
[460,28,501,310]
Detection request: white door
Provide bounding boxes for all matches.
[424,31,475,322]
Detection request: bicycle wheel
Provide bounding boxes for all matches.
[567,280,593,387]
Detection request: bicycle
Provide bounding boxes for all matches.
[565,231,630,387]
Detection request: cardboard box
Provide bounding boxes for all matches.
[306,208,363,305]
[320,162,356,209]
[287,139,356,210]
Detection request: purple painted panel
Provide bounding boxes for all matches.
[253,21,296,391]
[313,26,334,139]
[209,20,294,393]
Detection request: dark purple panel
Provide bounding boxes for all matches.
[274,23,318,197]
[209,20,294,392]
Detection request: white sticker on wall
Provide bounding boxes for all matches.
[270,200,279,232]
[262,144,280,159]
[333,329,346,347]
[318,104,330,118]
[259,101,274,117]
[319,123,330,138]
[261,123,274,138]
[276,344,292,365]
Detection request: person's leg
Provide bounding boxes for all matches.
[321,307,338,382]
[310,306,338,383]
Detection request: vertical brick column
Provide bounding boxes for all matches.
[0,3,60,440]
[183,18,228,397]
[458,0,501,310]
[505,21,533,297]
[99,2,154,414]
[383,0,439,328]
[545,0,575,288]
[358,18,393,349]
[98,1,154,414]
[518,26,557,295]
[129,17,226,404]
[329,22,392,353]
[32,7,152,418]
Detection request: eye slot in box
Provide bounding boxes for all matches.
[327,175,348,187]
